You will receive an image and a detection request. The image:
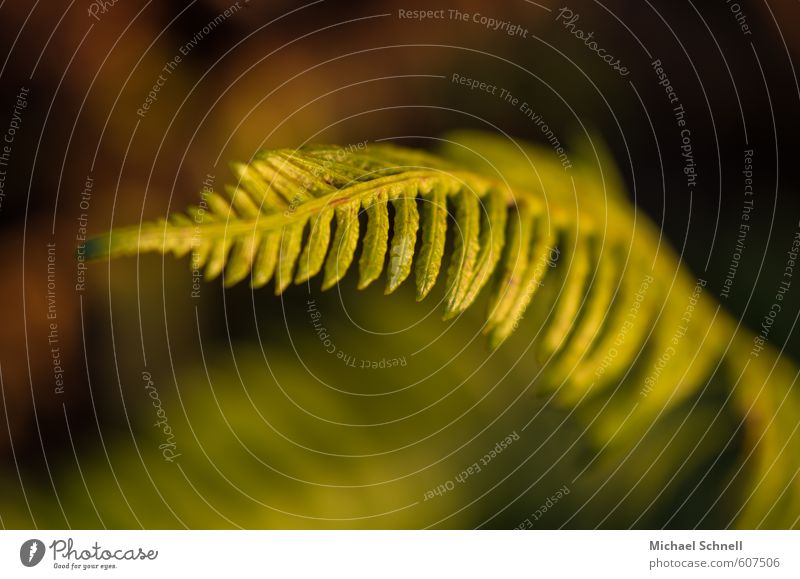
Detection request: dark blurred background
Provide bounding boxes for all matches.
[0,0,799,528]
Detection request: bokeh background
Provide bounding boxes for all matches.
[0,0,799,528]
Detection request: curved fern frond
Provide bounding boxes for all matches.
[86,141,568,347]
[86,131,800,528]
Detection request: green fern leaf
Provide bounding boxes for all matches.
[84,133,800,528]
[415,182,448,300]
[443,187,482,319]
[454,187,507,315]
[357,190,390,290]
[275,221,306,295]
[322,200,360,290]
[386,189,420,294]
[251,232,280,288]
[295,208,334,284]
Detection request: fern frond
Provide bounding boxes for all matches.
[85,132,800,528]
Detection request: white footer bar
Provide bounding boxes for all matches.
[1,530,797,577]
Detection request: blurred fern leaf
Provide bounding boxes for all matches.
[85,132,800,528]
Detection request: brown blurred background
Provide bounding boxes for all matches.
[1,0,799,528]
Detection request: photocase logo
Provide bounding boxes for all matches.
[19,539,46,567]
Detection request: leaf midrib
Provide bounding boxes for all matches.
[141,170,501,241]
